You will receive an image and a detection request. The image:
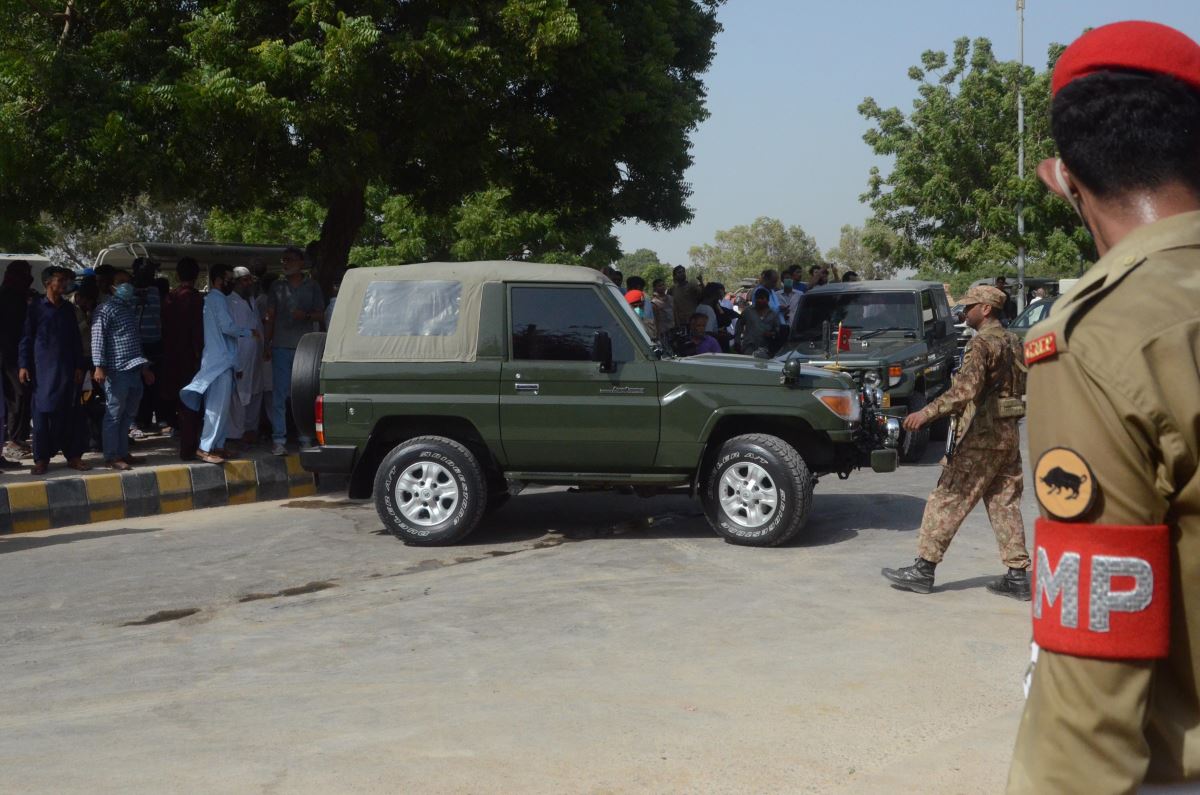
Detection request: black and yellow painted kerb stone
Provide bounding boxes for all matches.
[1034,447,1097,521]
[0,456,317,535]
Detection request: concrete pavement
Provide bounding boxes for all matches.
[0,443,1037,794]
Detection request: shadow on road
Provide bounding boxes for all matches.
[0,527,163,553]
[935,574,999,593]
[454,489,929,549]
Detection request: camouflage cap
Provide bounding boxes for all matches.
[961,285,1007,309]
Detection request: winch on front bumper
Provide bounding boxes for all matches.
[853,371,902,474]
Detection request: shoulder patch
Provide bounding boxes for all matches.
[1034,448,1097,521]
[1024,332,1057,365]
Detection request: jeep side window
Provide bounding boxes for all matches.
[510,286,635,362]
[921,290,937,333]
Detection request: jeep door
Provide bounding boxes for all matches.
[500,284,660,470]
[920,288,954,394]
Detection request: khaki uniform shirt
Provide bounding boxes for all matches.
[925,321,1024,451]
[1008,211,1200,792]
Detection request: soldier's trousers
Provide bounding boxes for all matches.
[916,446,1030,569]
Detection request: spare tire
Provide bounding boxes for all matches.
[290,332,326,442]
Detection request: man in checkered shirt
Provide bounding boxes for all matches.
[91,270,155,470]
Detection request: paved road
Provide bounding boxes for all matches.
[0,446,1037,793]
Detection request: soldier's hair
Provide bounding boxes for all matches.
[1052,71,1200,197]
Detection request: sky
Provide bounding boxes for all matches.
[613,0,1200,267]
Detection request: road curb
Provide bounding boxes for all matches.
[0,455,316,534]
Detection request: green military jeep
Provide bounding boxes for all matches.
[296,262,898,547]
[780,281,958,463]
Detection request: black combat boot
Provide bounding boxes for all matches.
[881,558,936,594]
[987,568,1032,601]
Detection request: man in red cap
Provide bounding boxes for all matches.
[1007,20,1200,793]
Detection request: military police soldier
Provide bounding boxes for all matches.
[882,284,1030,599]
[1007,21,1200,792]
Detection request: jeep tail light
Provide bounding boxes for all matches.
[888,365,903,386]
[315,395,325,446]
[814,389,861,422]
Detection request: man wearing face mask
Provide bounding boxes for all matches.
[264,248,324,456]
[1006,21,1200,793]
[180,264,258,465]
[776,270,801,325]
[91,270,154,470]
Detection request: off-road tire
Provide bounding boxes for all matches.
[374,436,487,546]
[290,332,326,441]
[701,433,813,547]
[900,392,931,463]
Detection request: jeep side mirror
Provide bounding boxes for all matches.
[593,331,615,373]
[933,318,952,339]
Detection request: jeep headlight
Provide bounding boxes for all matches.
[862,383,884,408]
[814,388,861,422]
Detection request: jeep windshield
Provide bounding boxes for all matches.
[792,293,920,341]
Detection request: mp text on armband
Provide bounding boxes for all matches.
[1031,519,1170,660]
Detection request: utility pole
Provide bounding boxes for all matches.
[1016,0,1026,313]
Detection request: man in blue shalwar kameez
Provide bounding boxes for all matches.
[19,267,89,475]
[180,264,257,465]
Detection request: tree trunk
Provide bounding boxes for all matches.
[310,182,367,297]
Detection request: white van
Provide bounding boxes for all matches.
[0,254,53,294]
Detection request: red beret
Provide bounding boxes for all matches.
[1053,20,1200,96]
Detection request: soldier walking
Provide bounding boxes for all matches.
[881,284,1030,599]
[1007,21,1200,792]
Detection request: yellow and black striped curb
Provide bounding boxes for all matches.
[0,455,316,534]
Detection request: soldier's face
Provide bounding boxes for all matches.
[963,303,985,330]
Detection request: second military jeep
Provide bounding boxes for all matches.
[296,262,898,548]
[780,281,959,463]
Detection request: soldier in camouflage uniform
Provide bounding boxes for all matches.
[882,285,1031,599]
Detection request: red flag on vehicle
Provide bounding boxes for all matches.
[837,323,852,352]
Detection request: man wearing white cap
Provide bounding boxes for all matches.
[225,266,265,449]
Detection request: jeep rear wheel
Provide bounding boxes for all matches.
[374,436,486,546]
[701,434,813,547]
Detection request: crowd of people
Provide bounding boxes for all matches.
[0,247,331,473]
[616,261,849,358]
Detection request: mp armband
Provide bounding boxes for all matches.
[1032,518,1170,660]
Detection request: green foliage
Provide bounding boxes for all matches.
[825,221,899,280]
[688,217,822,284]
[859,38,1092,280]
[1,1,725,283]
[616,248,672,285]
[207,201,325,248]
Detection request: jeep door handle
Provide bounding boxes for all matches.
[515,383,540,392]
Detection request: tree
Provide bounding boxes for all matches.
[2,1,724,290]
[43,197,209,269]
[825,221,899,280]
[616,248,671,285]
[859,37,1092,286]
[688,217,821,284]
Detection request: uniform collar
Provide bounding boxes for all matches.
[1059,210,1200,311]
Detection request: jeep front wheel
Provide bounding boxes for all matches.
[373,436,487,546]
[701,434,813,547]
